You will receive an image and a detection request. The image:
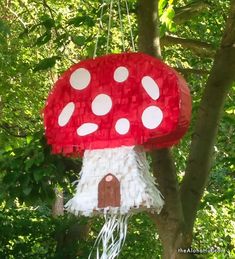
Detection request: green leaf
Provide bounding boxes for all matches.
[84,16,95,27]
[39,14,55,29]
[166,6,175,20]
[68,15,95,27]
[26,136,33,144]
[68,16,84,26]
[33,169,44,182]
[33,56,59,71]
[159,0,168,16]
[35,31,52,46]
[23,186,32,196]
[25,158,34,170]
[71,35,86,46]
[41,18,55,30]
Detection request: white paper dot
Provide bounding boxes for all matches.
[77,123,99,136]
[58,102,75,127]
[70,68,91,90]
[142,76,160,100]
[114,66,129,82]
[115,118,130,135]
[92,94,112,116]
[142,106,163,129]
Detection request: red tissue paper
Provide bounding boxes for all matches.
[43,52,192,156]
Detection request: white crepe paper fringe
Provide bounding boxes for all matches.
[65,146,164,216]
[88,214,130,259]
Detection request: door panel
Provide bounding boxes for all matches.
[98,174,121,208]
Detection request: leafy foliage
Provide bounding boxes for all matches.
[0,0,234,258]
[0,202,162,259]
[0,131,81,205]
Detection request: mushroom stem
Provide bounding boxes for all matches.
[65,146,164,216]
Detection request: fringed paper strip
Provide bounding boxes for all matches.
[88,214,129,259]
[65,146,164,216]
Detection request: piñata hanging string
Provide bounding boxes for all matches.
[94,0,135,59]
[93,0,105,58]
[106,0,114,54]
[92,2,137,258]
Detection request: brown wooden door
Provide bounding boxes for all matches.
[98,174,120,208]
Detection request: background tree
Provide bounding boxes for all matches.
[0,0,234,258]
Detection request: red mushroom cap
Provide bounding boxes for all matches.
[43,52,191,156]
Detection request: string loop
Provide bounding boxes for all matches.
[124,0,135,51]
[106,0,114,54]
[93,0,105,58]
[93,0,135,58]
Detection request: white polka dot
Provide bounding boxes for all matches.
[77,123,98,136]
[92,94,112,116]
[70,68,91,90]
[141,106,163,129]
[115,118,130,135]
[114,66,129,82]
[142,76,160,100]
[58,102,75,127]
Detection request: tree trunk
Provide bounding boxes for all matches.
[150,150,192,259]
[137,0,161,58]
[180,0,235,235]
[138,1,191,258]
[137,0,235,258]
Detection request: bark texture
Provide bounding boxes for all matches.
[150,149,191,259]
[180,0,235,234]
[138,1,191,258]
[52,188,64,217]
[138,0,235,258]
[137,0,161,58]
[174,0,210,24]
[174,67,209,78]
[161,35,216,57]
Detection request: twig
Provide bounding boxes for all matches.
[0,2,27,28]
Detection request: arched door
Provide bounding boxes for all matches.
[98,174,120,208]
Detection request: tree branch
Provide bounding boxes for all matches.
[42,0,55,20]
[180,0,235,233]
[0,2,27,28]
[161,35,216,57]
[42,0,59,37]
[174,67,210,77]
[174,0,211,24]
[17,0,35,21]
